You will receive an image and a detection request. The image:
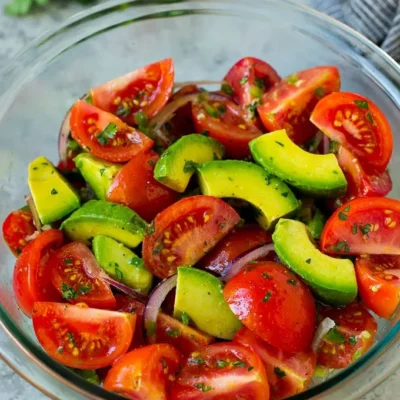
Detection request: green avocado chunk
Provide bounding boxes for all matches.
[273,219,357,305]
[60,200,147,248]
[197,160,300,230]
[74,153,122,200]
[174,267,242,339]
[28,156,80,224]
[249,130,347,198]
[92,235,152,294]
[154,134,225,193]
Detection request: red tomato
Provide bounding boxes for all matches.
[32,302,135,369]
[104,344,183,399]
[107,150,178,222]
[90,58,174,123]
[258,66,340,144]
[320,197,400,255]
[152,312,215,357]
[198,225,272,275]
[69,100,153,162]
[170,342,269,400]
[310,92,393,173]
[224,262,316,353]
[142,196,240,279]
[192,97,262,158]
[223,57,280,119]
[13,230,63,317]
[356,255,400,319]
[2,208,36,256]
[316,302,377,369]
[50,242,116,310]
[234,327,316,399]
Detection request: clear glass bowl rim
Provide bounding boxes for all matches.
[0,0,399,399]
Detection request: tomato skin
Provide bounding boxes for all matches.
[198,225,272,275]
[310,92,393,173]
[316,302,377,369]
[234,327,316,399]
[320,197,400,255]
[2,208,36,256]
[356,255,400,319]
[70,100,154,163]
[91,58,174,123]
[32,302,135,369]
[104,343,183,400]
[171,342,269,400]
[13,230,63,317]
[107,150,178,222]
[50,242,116,310]
[224,262,316,353]
[142,196,240,279]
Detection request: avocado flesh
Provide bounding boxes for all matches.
[249,130,347,198]
[61,200,147,248]
[273,219,357,305]
[74,153,122,200]
[92,235,152,294]
[174,267,242,339]
[28,156,80,224]
[197,160,300,230]
[154,134,225,193]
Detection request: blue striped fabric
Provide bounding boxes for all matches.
[311,0,400,61]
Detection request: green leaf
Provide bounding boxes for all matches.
[61,283,78,300]
[325,327,346,344]
[181,311,190,326]
[97,123,118,146]
[73,369,100,385]
[354,99,369,109]
[221,83,234,96]
[183,160,199,173]
[5,0,33,16]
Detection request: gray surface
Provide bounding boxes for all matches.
[0,0,398,399]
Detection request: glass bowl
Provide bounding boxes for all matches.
[0,0,399,398]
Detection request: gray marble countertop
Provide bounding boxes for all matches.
[0,0,398,399]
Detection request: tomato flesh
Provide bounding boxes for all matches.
[142,195,240,279]
[356,255,400,319]
[316,302,377,369]
[258,66,340,144]
[234,327,316,399]
[224,262,316,353]
[32,302,135,369]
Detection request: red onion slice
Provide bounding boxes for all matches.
[103,277,148,303]
[25,195,42,231]
[222,244,276,282]
[312,317,336,353]
[322,134,330,154]
[174,80,223,89]
[144,275,177,343]
[58,105,72,164]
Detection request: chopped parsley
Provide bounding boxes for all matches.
[183,160,199,173]
[181,311,190,326]
[57,347,64,354]
[146,221,155,235]
[221,82,234,96]
[64,259,73,265]
[352,223,358,235]
[239,76,249,85]
[161,358,168,369]
[148,160,156,167]
[338,212,348,221]
[61,283,78,300]
[67,332,76,346]
[329,140,340,154]
[114,267,124,281]
[281,192,288,198]
[306,258,311,264]
[204,103,220,118]
[67,139,80,151]
[78,285,91,295]
[248,366,254,371]
[325,327,346,344]
[189,356,205,365]
[262,291,272,303]
[349,335,358,345]
[219,222,226,229]
[366,112,374,124]
[288,279,296,285]
[232,360,247,368]
[129,257,142,267]
[274,367,286,378]
[262,272,271,279]
[216,360,228,368]
[194,383,212,392]
[359,223,372,237]
[51,188,58,195]
[275,141,284,147]
[286,73,299,85]
[152,243,163,255]
[99,168,106,176]
[97,123,118,145]
[255,77,265,90]
[314,86,326,98]
[134,111,149,133]
[200,130,209,136]
[343,205,351,212]
[354,99,369,109]
[217,105,227,115]
[166,328,180,338]
[116,105,131,118]
[330,240,350,253]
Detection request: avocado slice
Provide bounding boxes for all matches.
[197,160,300,230]
[249,130,347,198]
[92,235,152,294]
[28,156,80,224]
[61,200,147,248]
[74,153,122,200]
[154,134,225,193]
[174,267,242,339]
[273,219,357,305]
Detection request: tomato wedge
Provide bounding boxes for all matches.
[107,150,178,222]
[320,197,400,255]
[310,92,393,173]
[170,342,269,399]
[192,96,262,158]
[69,100,154,162]
[258,66,340,144]
[234,327,316,399]
[142,196,240,279]
[90,58,174,123]
[13,229,63,317]
[198,225,272,275]
[50,242,116,310]
[32,302,135,369]
[356,255,400,319]
[224,262,316,353]
[104,344,183,399]
[316,302,377,369]
[2,208,36,256]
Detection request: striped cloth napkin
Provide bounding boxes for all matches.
[311,0,400,61]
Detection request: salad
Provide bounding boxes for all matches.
[2,57,399,399]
